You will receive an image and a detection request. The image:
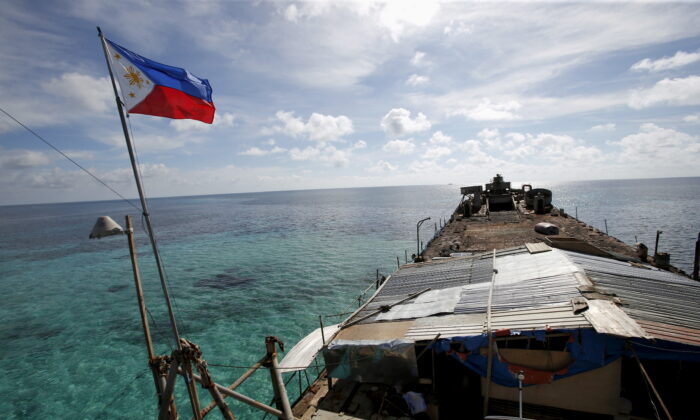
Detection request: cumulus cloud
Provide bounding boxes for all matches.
[380,108,431,138]
[0,148,52,169]
[589,123,616,132]
[629,76,700,109]
[611,123,700,163]
[369,160,397,173]
[272,111,354,142]
[288,143,359,167]
[406,74,429,86]
[411,51,427,66]
[423,146,451,160]
[240,145,287,156]
[382,138,416,155]
[631,50,700,72]
[454,99,522,121]
[377,0,440,41]
[42,73,112,112]
[429,131,452,145]
[464,128,603,164]
[443,19,472,36]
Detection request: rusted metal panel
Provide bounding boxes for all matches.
[634,320,700,347]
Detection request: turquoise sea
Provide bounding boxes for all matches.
[1,178,699,419]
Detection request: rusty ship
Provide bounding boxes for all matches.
[275,174,700,420]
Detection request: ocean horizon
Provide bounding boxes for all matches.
[1,178,699,418]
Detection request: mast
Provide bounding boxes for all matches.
[97,26,182,351]
[98,27,205,419]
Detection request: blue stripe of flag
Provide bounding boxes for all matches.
[107,39,213,103]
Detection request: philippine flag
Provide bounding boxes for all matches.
[105,39,215,124]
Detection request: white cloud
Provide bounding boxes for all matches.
[240,147,268,156]
[423,146,451,160]
[382,138,416,155]
[240,145,287,156]
[429,131,452,145]
[288,144,356,167]
[683,114,700,123]
[0,148,52,169]
[272,111,354,142]
[589,123,616,132]
[170,112,236,132]
[380,108,431,138]
[369,160,397,173]
[377,0,440,42]
[631,50,700,72]
[42,72,112,113]
[628,76,700,109]
[454,99,522,121]
[411,51,427,66]
[443,19,472,36]
[612,123,700,163]
[406,74,429,86]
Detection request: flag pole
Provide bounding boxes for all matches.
[96,27,182,351]
[98,27,208,420]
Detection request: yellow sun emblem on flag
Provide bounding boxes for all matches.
[123,65,145,89]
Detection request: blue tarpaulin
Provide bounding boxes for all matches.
[430,329,700,387]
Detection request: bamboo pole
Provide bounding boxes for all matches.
[483,249,497,417]
[186,370,288,418]
[196,362,235,420]
[266,337,294,420]
[199,356,268,418]
[125,216,165,401]
[159,358,181,420]
[630,345,673,420]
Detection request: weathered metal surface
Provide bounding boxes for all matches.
[405,313,486,340]
[489,304,591,331]
[582,299,651,338]
[565,251,700,332]
[634,320,700,347]
[526,242,552,254]
[279,324,340,373]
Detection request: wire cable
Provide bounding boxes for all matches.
[0,105,142,211]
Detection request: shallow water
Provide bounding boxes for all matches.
[0,179,698,419]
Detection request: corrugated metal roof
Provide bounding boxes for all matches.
[338,247,700,347]
[489,304,590,331]
[582,299,651,339]
[405,313,485,340]
[564,251,700,333]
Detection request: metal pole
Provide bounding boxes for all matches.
[416,217,430,255]
[396,256,400,268]
[575,206,578,219]
[655,230,663,256]
[693,232,699,281]
[99,28,203,420]
[518,371,524,419]
[604,219,608,235]
[483,249,497,417]
[97,27,182,350]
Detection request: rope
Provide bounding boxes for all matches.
[88,368,150,418]
[0,106,141,211]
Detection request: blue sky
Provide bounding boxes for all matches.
[1,0,700,205]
